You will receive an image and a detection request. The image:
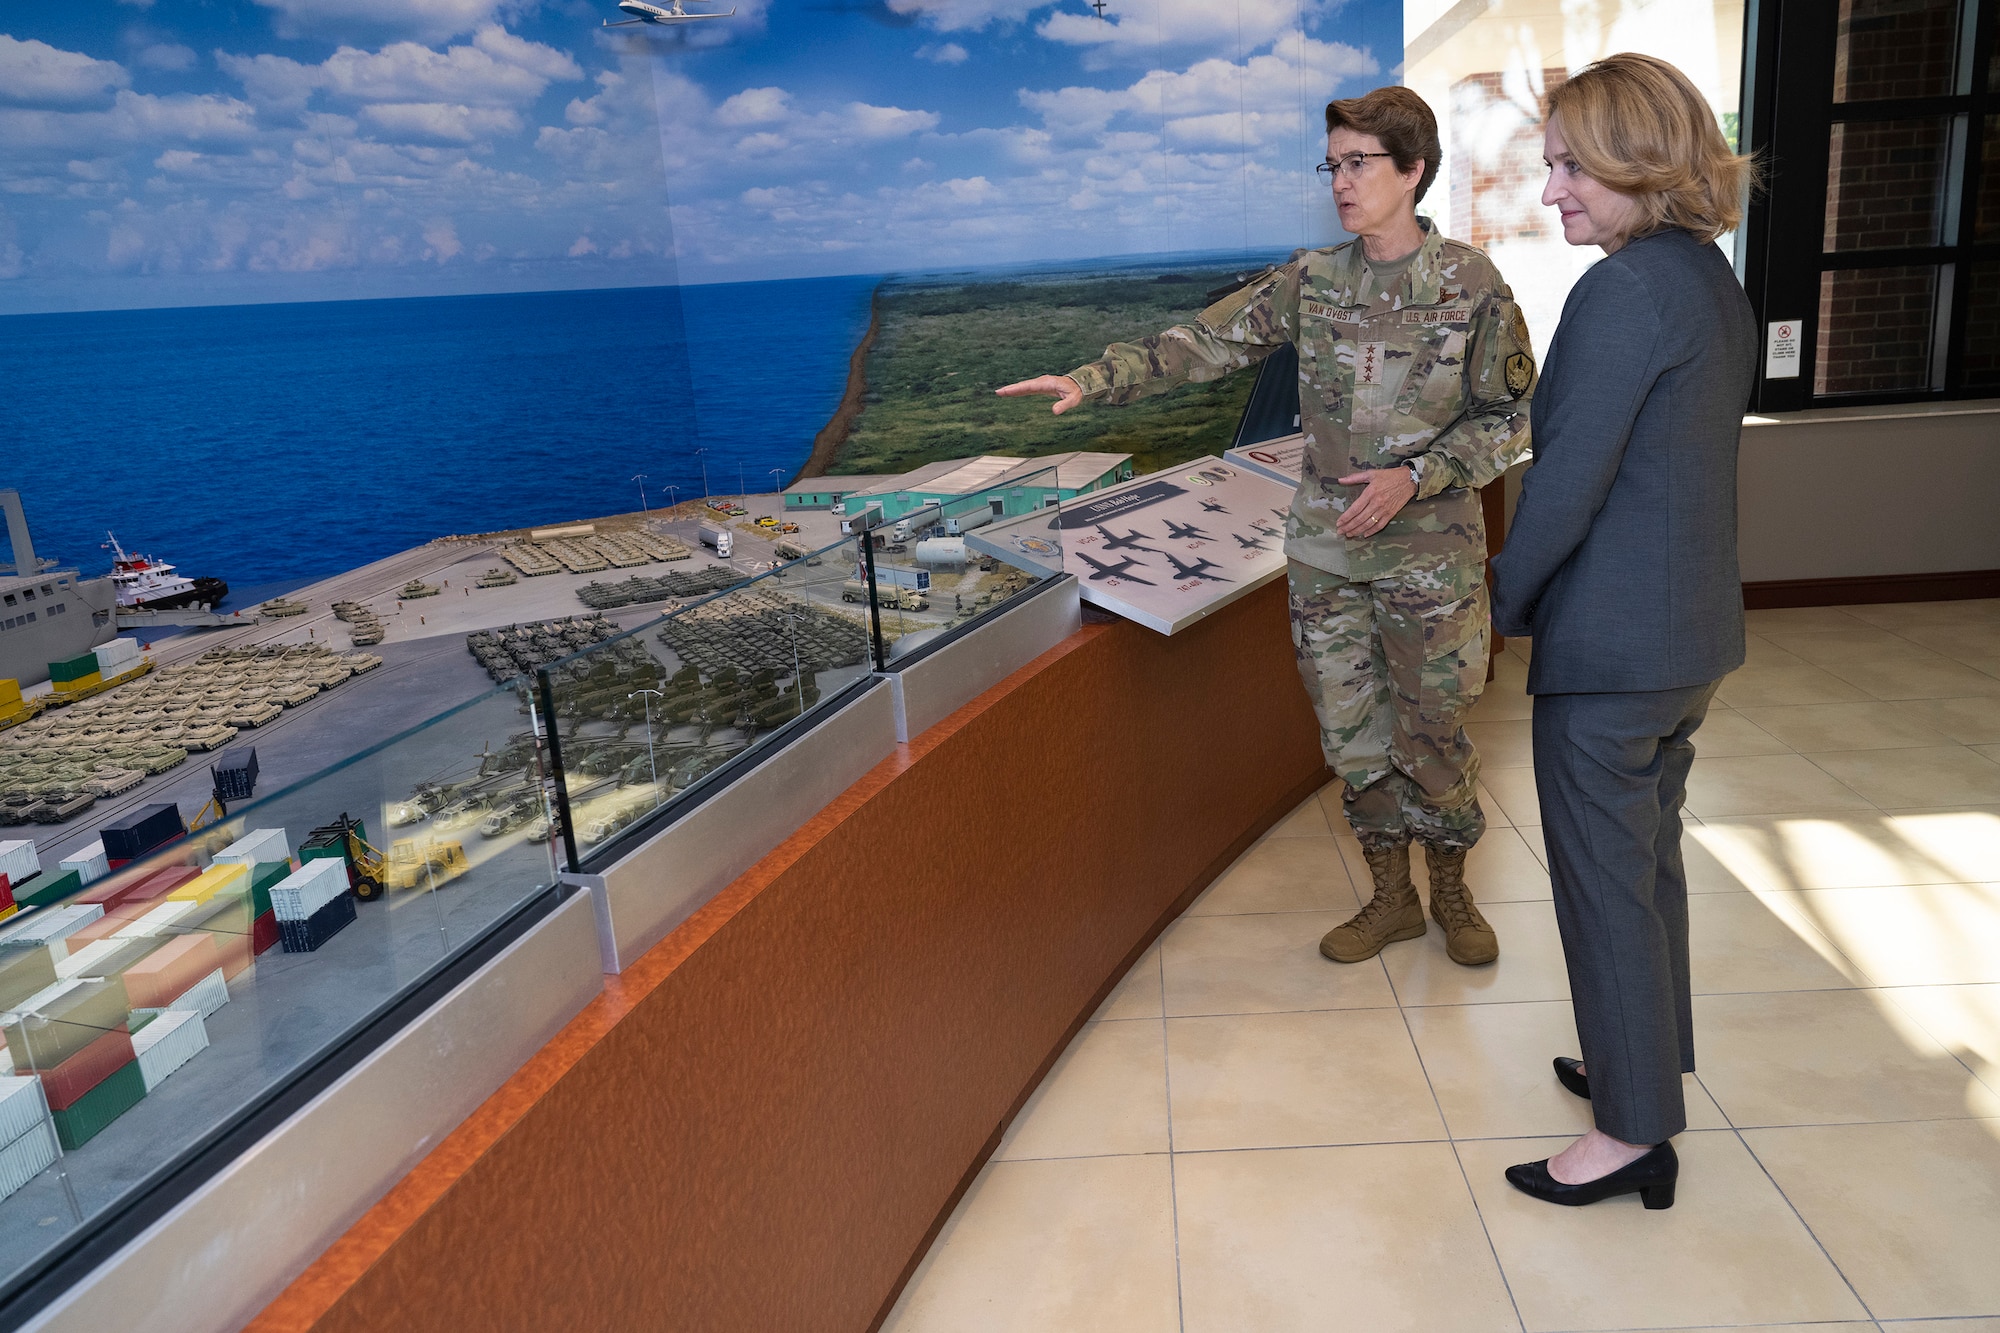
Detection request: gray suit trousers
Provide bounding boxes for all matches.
[1532,681,1719,1144]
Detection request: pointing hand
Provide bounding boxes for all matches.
[996,375,1085,416]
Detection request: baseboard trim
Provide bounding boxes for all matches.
[1743,570,2000,610]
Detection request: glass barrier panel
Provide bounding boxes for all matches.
[540,530,873,866]
[861,464,1066,663]
[0,679,558,1301]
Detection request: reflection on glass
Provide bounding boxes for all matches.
[1814,265,1941,395]
[1834,0,1963,101]
[862,465,1067,662]
[1964,262,2000,390]
[1824,117,1958,251]
[541,531,872,865]
[0,682,557,1301]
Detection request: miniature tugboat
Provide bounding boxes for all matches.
[105,533,228,611]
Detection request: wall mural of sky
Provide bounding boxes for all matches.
[0,0,1397,313]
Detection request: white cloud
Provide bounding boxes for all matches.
[716,87,789,126]
[0,36,130,106]
[843,101,939,138]
[320,29,581,104]
[917,42,968,64]
[361,102,524,142]
[136,44,199,72]
[251,0,515,44]
[422,217,461,261]
[567,233,597,256]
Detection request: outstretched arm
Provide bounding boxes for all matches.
[997,265,1299,411]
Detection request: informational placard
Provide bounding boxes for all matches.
[1224,433,1305,487]
[967,456,1293,635]
[1765,319,1802,379]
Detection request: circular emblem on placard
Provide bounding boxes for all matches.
[1778,324,1792,338]
[1184,465,1237,487]
[1014,535,1059,556]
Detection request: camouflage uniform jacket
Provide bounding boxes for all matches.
[1066,221,1535,581]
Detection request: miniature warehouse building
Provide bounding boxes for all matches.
[833,453,1134,528]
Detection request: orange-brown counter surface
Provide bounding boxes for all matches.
[248,579,1327,1333]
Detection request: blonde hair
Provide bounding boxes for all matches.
[1545,53,1757,245]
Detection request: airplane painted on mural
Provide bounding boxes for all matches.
[1094,525,1162,554]
[1167,554,1230,583]
[1077,552,1155,585]
[1199,499,1229,514]
[1164,520,1214,542]
[604,0,735,24]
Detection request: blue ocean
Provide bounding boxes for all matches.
[0,277,877,590]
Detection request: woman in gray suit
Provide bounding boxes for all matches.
[1490,54,1757,1209]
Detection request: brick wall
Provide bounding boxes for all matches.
[1815,266,1936,394]
[1449,69,1567,252]
[1835,0,1959,101]
[1824,117,1950,251]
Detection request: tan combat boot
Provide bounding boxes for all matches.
[1320,843,1424,963]
[1424,847,1499,966]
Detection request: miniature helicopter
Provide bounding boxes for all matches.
[1164,520,1214,542]
[604,0,735,24]
[1090,0,1108,15]
[1199,498,1229,514]
[1167,553,1230,583]
[1094,524,1162,554]
[1077,552,1155,585]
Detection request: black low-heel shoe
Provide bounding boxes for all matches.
[1554,1056,1590,1100]
[1505,1141,1678,1209]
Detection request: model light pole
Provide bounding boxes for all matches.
[696,447,710,500]
[633,474,649,512]
[769,467,783,499]
[738,463,747,499]
[664,483,679,510]
[785,612,804,718]
[629,688,664,802]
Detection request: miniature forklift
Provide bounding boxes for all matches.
[300,813,388,901]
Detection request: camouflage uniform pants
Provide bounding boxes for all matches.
[1288,559,1489,851]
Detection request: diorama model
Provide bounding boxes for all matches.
[104,534,227,612]
[998,85,1533,972]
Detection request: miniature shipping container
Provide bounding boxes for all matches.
[100,804,186,864]
[131,1010,206,1091]
[279,891,356,953]
[212,828,286,869]
[51,1061,145,1150]
[209,749,259,803]
[45,652,99,684]
[0,842,36,890]
[270,858,349,921]
[59,842,108,886]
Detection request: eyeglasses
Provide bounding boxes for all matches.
[1316,152,1394,181]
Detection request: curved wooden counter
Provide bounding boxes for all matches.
[247,579,1327,1333]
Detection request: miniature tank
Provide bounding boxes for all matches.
[399,580,440,600]
[476,567,518,588]
[259,597,308,617]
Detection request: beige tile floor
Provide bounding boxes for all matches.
[882,602,2000,1333]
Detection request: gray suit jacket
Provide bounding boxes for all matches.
[1490,229,1757,694]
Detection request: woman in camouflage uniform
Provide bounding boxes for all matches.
[999,87,1533,967]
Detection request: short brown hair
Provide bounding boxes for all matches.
[1325,86,1441,204]
[1545,53,1757,245]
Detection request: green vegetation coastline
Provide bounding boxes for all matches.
[813,265,1275,481]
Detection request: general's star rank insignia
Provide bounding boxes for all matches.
[1504,351,1534,398]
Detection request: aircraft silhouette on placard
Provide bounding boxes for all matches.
[1077,552,1155,585]
[1199,499,1229,513]
[1251,518,1281,537]
[1164,520,1214,542]
[1094,524,1163,554]
[1233,532,1270,551]
[1167,553,1230,583]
